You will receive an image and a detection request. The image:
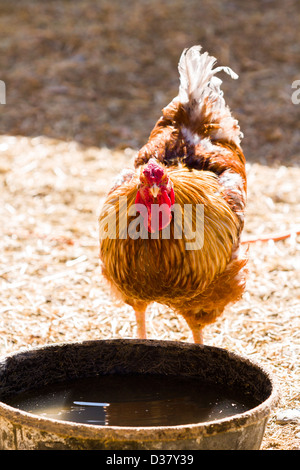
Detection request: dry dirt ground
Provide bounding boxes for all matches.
[0,0,299,450]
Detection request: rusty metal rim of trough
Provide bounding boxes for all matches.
[0,339,280,442]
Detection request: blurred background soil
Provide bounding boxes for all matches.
[0,0,299,165]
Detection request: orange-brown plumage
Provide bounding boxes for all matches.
[99,46,247,343]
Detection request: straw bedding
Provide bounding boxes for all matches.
[0,136,299,449]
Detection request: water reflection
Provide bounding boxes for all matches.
[6,374,257,427]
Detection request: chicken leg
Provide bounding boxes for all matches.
[180,311,205,344]
[134,304,147,339]
[191,327,204,344]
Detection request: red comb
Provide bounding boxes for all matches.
[143,159,164,182]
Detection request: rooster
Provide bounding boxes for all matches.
[99,46,247,344]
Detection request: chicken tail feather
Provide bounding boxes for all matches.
[177,45,243,145]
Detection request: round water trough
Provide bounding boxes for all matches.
[0,339,278,450]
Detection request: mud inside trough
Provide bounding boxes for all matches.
[0,339,278,450]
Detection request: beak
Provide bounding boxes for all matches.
[150,184,160,198]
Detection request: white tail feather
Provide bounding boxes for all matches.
[177,45,243,145]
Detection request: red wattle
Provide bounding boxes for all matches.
[135,188,173,233]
